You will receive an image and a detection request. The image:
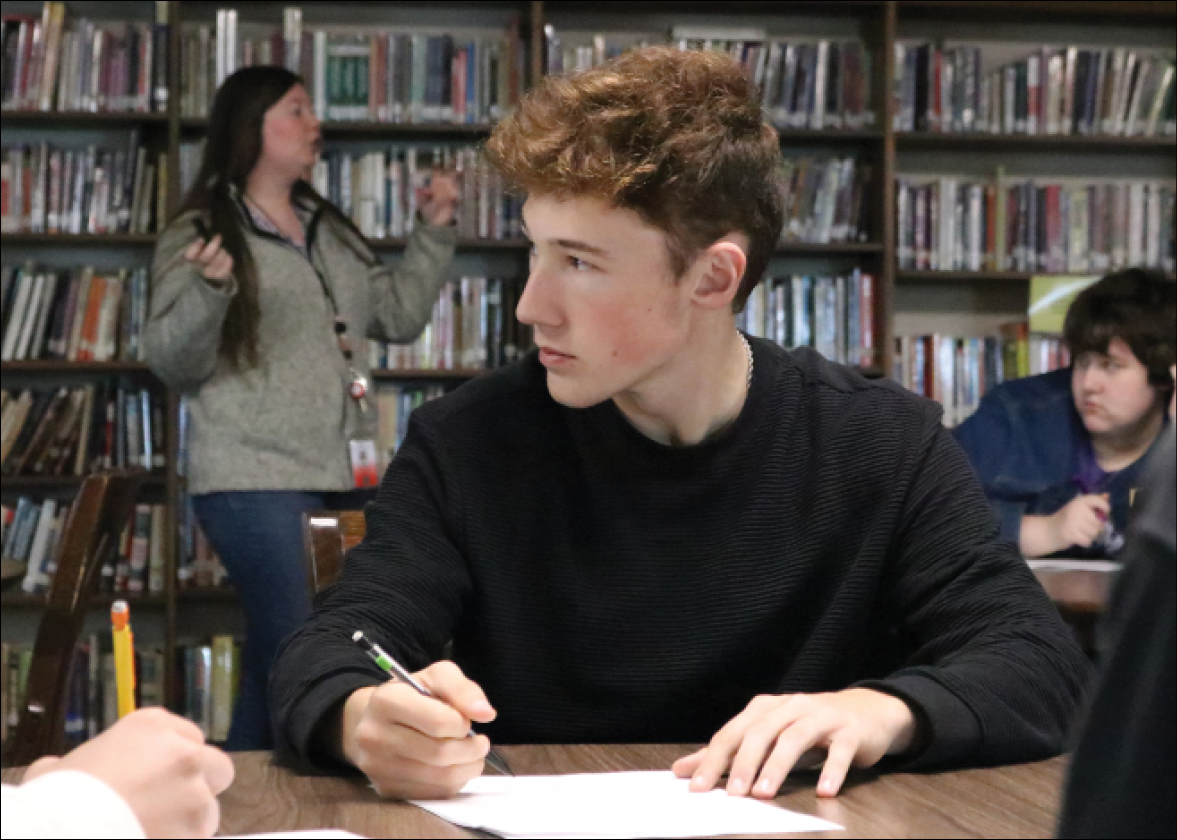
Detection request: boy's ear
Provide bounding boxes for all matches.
[690,238,748,311]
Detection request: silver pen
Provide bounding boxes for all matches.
[352,631,514,776]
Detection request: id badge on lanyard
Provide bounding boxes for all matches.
[309,249,381,490]
[347,369,380,489]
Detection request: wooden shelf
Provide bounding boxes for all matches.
[0,592,168,609]
[1,361,154,374]
[371,368,487,382]
[0,233,158,247]
[175,587,238,603]
[368,238,529,252]
[0,110,169,127]
[898,270,1177,284]
[180,118,497,138]
[775,241,885,255]
[179,119,882,144]
[776,127,884,143]
[897,131,1177,154]
[1,474,168,491]
[898,0,1175,23]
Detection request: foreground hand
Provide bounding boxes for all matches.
[23,708,234,839]
[417,172,460,227]
[672,688,916,799]
[341,661,496,800]
[1021,494,1111,556]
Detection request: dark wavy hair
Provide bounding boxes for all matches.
[485,46,785,309]
[176,65,369,370]
[1064,267,1177,403]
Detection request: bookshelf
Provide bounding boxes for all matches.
[2,0,1174,743]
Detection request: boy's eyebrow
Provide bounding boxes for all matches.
[554,238,610,258]
[521,222,611,259]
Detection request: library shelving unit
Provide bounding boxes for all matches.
[888,0,1175,359]
[2,0,1174,734]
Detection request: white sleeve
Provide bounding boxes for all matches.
[1,771,146,840]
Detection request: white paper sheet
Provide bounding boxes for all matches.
[411,770,844,838]
[1027,559,1122,573]
[224,832,366,839]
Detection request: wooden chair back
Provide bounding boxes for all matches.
[302,509,367,595]
[2,472,142,768]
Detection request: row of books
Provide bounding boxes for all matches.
[175,509,229,591]
[896,177,1176,274]
[309,146,522,242]
[180,8,525,125]
[737,271,876,369]
[1,386,167,478]
[1,138,165,235]
[178,637,240,743]
[893,325,1069,427]
[1,496,69,596]
[1,496,168,596]
[893,43,1176,137]
[0,3,170,114]
[0,636,236,750]
[1,264,150,363]
[0,640,166,750]
[779,157,872,245]
[221,145,866,247]
[374,384,447,469]
[172,412,229,590]
[544,28,875,132]
[366,278,533,373]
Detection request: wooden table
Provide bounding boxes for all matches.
[1030,562,1117,653]
[161,746,1064,838]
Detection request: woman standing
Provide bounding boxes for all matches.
[145,66,458,750]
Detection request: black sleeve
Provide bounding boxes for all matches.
[270,412,473,773]
[1058,429,1176,840]
[858,407,1092,768]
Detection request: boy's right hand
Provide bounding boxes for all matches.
[184,233,234,284]
[22,708,234,839]
[1021,494,1111,556]
[340,661,496,800]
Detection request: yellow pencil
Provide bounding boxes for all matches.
[111,600,137,719]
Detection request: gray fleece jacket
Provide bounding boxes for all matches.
[145,203,456,494]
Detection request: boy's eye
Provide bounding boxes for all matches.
[569,256,592,271]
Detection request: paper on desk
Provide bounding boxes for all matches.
[411,770,843,838]
[222,828,364,832]
[1027,558,1122,573]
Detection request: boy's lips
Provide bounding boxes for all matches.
[539,347,576,366]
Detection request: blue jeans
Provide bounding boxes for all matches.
[192,489,375,751]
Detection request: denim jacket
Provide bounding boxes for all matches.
[953,368,1166,557]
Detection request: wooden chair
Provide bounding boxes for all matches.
[2,472,143,768]
[302,509,367,595]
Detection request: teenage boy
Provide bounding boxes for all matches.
[271,47,1089,802]
[955,269,1175,558]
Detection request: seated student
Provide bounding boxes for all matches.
[955,270,1175,559]
[1058,427,1175,839]
[0,708,233,839]
[270,46,1090,802]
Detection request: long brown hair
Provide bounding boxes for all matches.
[177,65,372,370]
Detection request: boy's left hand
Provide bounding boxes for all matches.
[672,688,917,799]
[418,172,461,227]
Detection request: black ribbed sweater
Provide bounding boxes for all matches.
[271,338,1091,773]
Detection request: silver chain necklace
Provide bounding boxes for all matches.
[740,333,753,389]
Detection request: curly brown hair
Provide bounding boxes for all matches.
[485,46,785,309]
[1064,268,1177,402]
